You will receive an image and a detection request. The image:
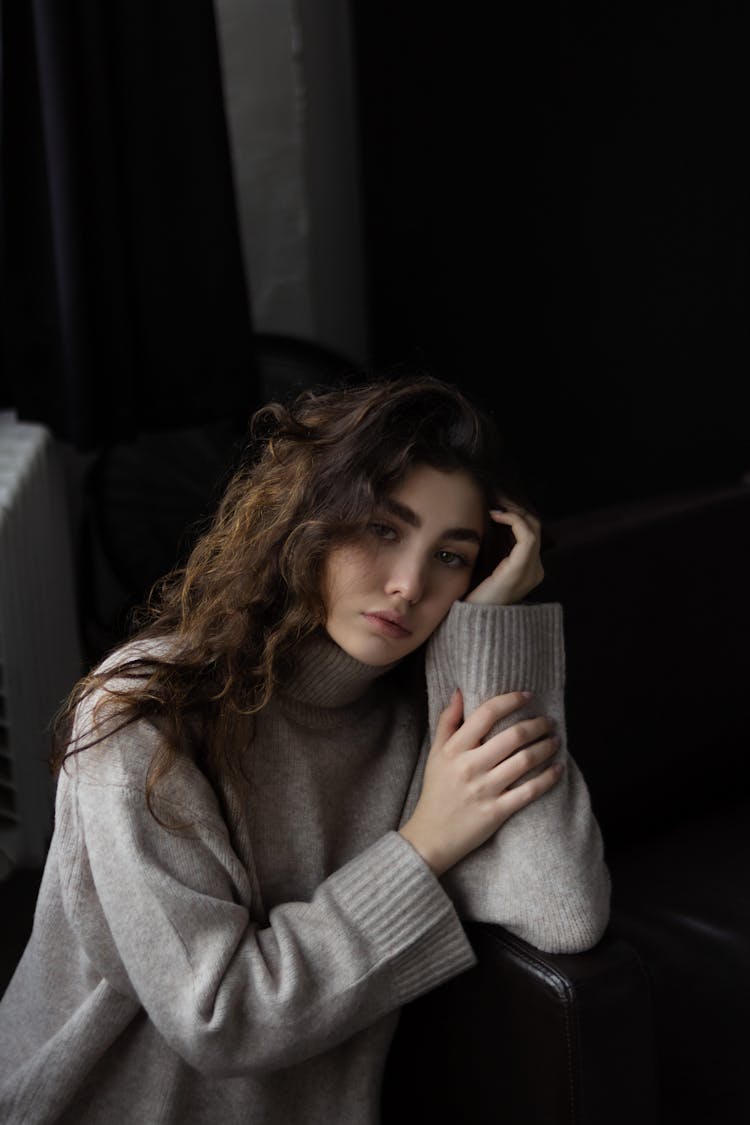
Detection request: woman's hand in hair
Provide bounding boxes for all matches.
[399,689,562,876]
[466,503,544,606]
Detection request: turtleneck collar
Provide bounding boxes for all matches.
[278,629,402,711]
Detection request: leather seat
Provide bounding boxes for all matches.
[610,802,750,1125]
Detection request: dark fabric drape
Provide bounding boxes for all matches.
[0,0,256,449]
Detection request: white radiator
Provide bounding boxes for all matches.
[0,412,83,878]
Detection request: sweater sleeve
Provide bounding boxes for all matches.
[59,711,476,1078]
[404,599,611,954]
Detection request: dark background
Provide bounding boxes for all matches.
[1,0,747,640]
[350,0,747,518]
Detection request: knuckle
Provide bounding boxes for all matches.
[506,780,531,807]
[518,770,553,804]
[517,783,535,805]
[442,738,461,762]
[477,697,507,727]
[537,718,555,742]
[542,739,559,762]
[455,756,474,785]
[526,776,547,800]
[513,720,533,746]
[481,693,499,720]
[515,747,534,771]
[540,764,561,791]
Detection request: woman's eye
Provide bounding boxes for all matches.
[436,549,468,569]
[368,522,398,541]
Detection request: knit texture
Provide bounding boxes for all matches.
[0,601,610,1124]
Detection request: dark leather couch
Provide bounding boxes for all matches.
[382,479,750,1125]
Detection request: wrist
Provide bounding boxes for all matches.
[398,822,450,878]
[464,590,515,606]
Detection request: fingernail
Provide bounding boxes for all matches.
[521,690,534,698]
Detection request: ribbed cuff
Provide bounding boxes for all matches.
[423,601,566,740]
[451,601,564,690]
[326,831,477,1003]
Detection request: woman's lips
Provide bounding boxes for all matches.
[362,613,412,639]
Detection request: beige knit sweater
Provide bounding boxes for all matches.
[0,601,610,1124]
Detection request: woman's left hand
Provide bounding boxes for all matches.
[466,503,545,606]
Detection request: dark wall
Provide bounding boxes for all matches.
[350,2,747,519]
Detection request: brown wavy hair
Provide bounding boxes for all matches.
[51,373,535,819]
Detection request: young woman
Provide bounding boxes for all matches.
[0,375,610,1124]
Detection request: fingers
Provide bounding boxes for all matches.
[487,716,556,763]
[495,757,563,817]
[440,691,560,796]
[491,497,542,543]
[416,692,563,873]
[489,508,541,541]
[446,696,561,799]
[469,718,558,787]
[488,508,541,568]
[494,497,541,530]
[488,731,560,791]
[466,500,545,604]
[447,690,532,752]
[435,688,464,749]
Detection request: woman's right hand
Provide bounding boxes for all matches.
[399,689,563,877]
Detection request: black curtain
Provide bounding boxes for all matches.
[0,0,256,450]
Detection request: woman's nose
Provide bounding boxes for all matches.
[384,555,425,604]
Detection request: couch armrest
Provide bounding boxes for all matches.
[381,922,659,1125]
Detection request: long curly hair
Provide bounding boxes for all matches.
[51,373,534,818]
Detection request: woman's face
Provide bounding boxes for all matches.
[322,463,486,666]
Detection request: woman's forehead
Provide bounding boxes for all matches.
[384,465,485,532]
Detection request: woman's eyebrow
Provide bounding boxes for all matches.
[381,498,482,544]
[444,528,482,544]
[381,497,420,527]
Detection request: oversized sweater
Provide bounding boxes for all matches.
[0,601,611,1124]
